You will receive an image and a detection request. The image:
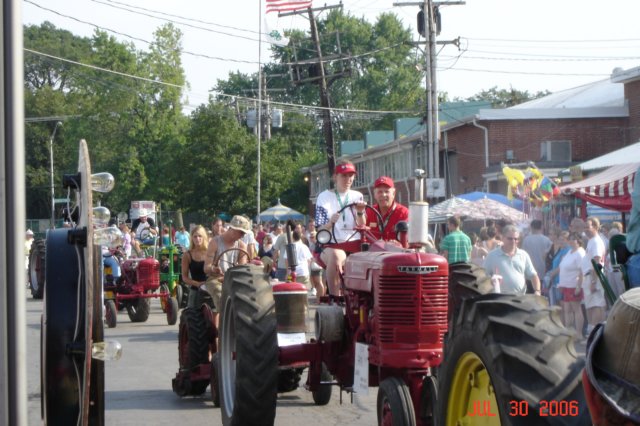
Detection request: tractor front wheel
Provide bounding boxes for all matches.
[105,300,117,328]
[174,283,184,308]
[166,296,178,325]
[159,284,169,313]
[377,377,416,426]
[439,294,590,425]
[126,293,151,322]
[29,239,46,299]
[218,265,277,426]
[311,363,332,406]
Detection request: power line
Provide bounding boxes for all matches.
[24,0,261,65]
[93,0,263,37]
[466,36,640,43]
[24,48,184,88]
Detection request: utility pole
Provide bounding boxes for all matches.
[280,4,349,185]
[49,121,62,229]
[309,9,335,181]
[395,1,463,183]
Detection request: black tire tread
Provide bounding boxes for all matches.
[311,363,332,406]
[222,265,278,426]
[181,307,209,369]
[105,300,117,328]
[377,377,416,426]
[440,294,590,425]
[166,297,179,326]
[126,295,151,322]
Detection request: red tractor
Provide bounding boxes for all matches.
[215,174,590,425]
[103,248,178,328]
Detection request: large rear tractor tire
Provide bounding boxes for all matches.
[174,307,210,396]
[447,262,492,324]
[439,294,590,426]
[29,238,46,299]
[219,264,278,426]
[377,377,417,426]
[126,293,151,322]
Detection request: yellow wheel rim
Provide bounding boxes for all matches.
[445,352,501,426]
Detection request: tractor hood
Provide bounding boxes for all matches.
[343,241,448,293]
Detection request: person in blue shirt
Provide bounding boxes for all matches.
[175,225,190,249]
[546,230,571,306]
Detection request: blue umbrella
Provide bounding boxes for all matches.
[457,191,524,210]
[258,199,305,223]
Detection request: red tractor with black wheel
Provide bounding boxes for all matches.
[103,250,179,328]
[215,171,590,426]
[171,247,250,405]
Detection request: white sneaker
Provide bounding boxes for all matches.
[310,288,317,296]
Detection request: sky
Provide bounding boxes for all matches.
[22,0,640,113]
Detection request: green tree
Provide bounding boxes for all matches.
[24,22,189,219]
[127,23,188,208]
[176,101,256,216]
[462,86,550,108]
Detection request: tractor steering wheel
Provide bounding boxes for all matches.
[214,247,250,271]
[329,202,385,244]
[139,228,152,240]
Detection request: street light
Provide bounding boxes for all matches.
[49,121,62,229]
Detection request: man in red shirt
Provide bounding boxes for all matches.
[367,176,409,241]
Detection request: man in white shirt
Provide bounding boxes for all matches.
[582,217,607,334]
[239,216,258,259]
[283,230,313,290]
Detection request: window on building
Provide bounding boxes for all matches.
[540,140,571,162]
[354,161,369,188]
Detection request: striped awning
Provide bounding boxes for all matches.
[561,162,638,212]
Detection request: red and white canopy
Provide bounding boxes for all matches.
[561,162,638,212]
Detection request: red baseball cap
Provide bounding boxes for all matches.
[335,163,356,175]
[374,176,394,188]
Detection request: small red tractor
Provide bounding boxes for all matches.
[215,172,590,425]
[103,247,178,328]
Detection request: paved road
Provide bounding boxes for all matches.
[26,294,587,425]
[26,296,378,425]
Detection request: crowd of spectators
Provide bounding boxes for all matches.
[110,200,633,327]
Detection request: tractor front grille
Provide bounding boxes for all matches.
[137,259,160,290]
[377,274,448,345]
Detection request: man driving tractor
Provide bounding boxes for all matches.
[204,215,250,329]
[365,176,409,241]
[131,207,158,256]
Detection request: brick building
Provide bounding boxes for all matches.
[305,66,640,212]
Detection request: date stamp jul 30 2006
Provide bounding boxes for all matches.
[466,400,580,417]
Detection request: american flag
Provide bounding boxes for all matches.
[266,0,312,14]
[315,206,329,227]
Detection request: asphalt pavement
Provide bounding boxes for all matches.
[26,294,586,425]
[26,295,378,425]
